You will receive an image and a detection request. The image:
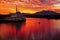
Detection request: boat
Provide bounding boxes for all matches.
[0,6,26,23]
[0,12,26,23]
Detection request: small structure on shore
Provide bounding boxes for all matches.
[0,11,26,23]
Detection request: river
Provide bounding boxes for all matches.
[0,18,60,40]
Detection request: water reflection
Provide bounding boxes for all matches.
[0,23,16,40]
[0,18,60,40]
[19,18,60,40]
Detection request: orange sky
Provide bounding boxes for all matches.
[0,0,60,14]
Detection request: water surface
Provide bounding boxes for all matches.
[0,18,60,40]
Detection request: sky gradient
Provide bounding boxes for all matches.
[0,0,60,14]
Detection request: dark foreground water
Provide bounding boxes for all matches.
[0,18,60,40]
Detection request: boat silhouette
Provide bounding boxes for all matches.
[0,6,26,23]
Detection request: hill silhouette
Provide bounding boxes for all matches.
[0,10,60,19]
[35,10,60,15]
[23,10,60,19]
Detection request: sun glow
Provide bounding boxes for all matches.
[0,0,60,14]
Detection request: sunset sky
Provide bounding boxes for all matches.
[0,0,60,14]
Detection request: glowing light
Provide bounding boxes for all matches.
[54,3,60,7]
[20,10,36,14]
[52,3,60,10]
[0,0,60,14]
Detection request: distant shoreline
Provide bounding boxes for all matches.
[23,14,60,19]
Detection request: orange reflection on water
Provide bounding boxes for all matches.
[19,18,51,39]
[0,23,16,38]
[0,18,60,40]
[19,18,60,40]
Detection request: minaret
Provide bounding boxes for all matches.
[16,5,18,13]
[16,5,17,12]
[16,4,21,15]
